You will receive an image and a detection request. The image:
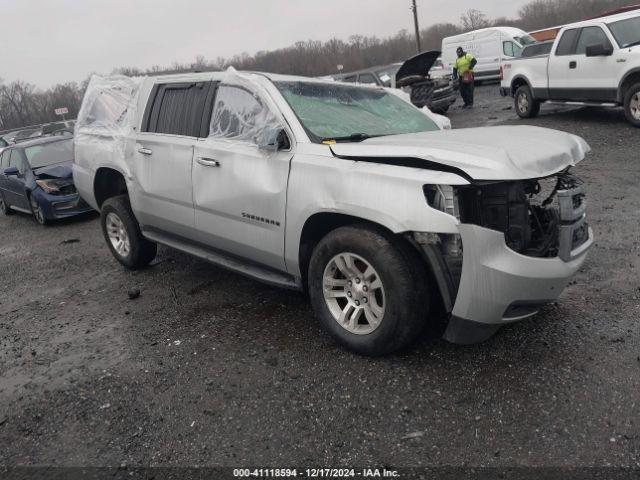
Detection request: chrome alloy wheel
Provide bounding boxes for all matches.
[630,92,640,121]
[322,253,386,335]
[517,91,529,114]
[106,212,131,258]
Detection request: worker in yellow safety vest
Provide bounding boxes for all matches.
[453,47,478,108]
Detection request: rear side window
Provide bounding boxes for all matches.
[556,29,580,56]
[575,27,612,55]
[145,82,209,137]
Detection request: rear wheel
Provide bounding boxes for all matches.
[100,195,157,269]
[515,85,540,118]
[29,195,48,226]
[0,192,13,215]
[623,83,640,127]
[308,225,430,356]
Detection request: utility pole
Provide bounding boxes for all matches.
[411,0,422,53]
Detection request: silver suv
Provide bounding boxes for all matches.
[74,69,593,356]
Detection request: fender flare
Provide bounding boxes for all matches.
[510,75,534,97]
[618,68,640,103]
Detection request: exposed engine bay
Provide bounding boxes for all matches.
[456,171,588,260]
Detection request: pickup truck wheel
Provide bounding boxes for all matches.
[515,85,540,118]
[624,83,640,127]
[308,225,430,356]
[101,195,157,269]
[0,192,13,215]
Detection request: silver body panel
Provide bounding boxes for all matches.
[73,70,594,338]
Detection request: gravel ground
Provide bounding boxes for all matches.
[0,85,639,470]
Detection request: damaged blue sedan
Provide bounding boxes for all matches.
[0,137,93,225]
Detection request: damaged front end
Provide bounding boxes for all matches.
[415,170,593,344]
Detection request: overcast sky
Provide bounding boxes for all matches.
[1,0,532,88]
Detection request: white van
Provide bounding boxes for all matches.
[442,27,537,81]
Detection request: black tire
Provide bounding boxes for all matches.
[29,194,49,226]
[515,85,540,118]
[100,195,157,269]
[308,224,430,356]
[623,82,640,127]
[0,192,13,215]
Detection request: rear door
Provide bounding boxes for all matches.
[133,81,214,236]
[192,83,293,271]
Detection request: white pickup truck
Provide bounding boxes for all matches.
[500,11,640,126]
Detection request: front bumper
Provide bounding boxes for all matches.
[33,189,94,220]
[444,223,593,344]
[428,91,458,112]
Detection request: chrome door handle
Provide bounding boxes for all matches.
[197,157,221,167]
[138,147,153,155]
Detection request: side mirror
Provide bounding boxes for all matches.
[3,167,19,176]
[586,43,613,57]
[258,127,290,152]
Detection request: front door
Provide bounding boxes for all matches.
[5,150,30,210]
[192,84,292,271]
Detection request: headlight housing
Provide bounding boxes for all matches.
[36,179,75,195]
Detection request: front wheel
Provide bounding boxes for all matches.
[623,83,640,127]
[29,195,48,225]
[308,225,430,356]
[515,85,540,118]
[100,195,157,269]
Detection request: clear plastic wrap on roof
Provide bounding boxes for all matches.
[74,75,144,157]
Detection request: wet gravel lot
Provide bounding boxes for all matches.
[0,84,639,469]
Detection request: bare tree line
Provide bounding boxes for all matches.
[0,0,634,131]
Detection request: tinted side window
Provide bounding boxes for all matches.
[145,82,209,137]
[556,29,580,56]
[576,27,611,55]
[358,73,378,85]
[342,75,357,83]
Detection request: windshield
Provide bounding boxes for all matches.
[275,81,439,142]
[24,139,73,168]
[515,34,537,46]
[375,65,401,87]
[609,17,640,48]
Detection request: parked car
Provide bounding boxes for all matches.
[442,27,537,81]
[500,10,640,126]
[333,64,402,87]
[395,50,458,112]
[0,136,93,224]
[74,71,593,356]
[333,52,458,113]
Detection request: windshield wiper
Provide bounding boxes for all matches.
[321,133,379,143]
[624,40,640,48]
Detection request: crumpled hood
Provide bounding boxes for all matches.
[34,161,74,180]
[330,126,590,181]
